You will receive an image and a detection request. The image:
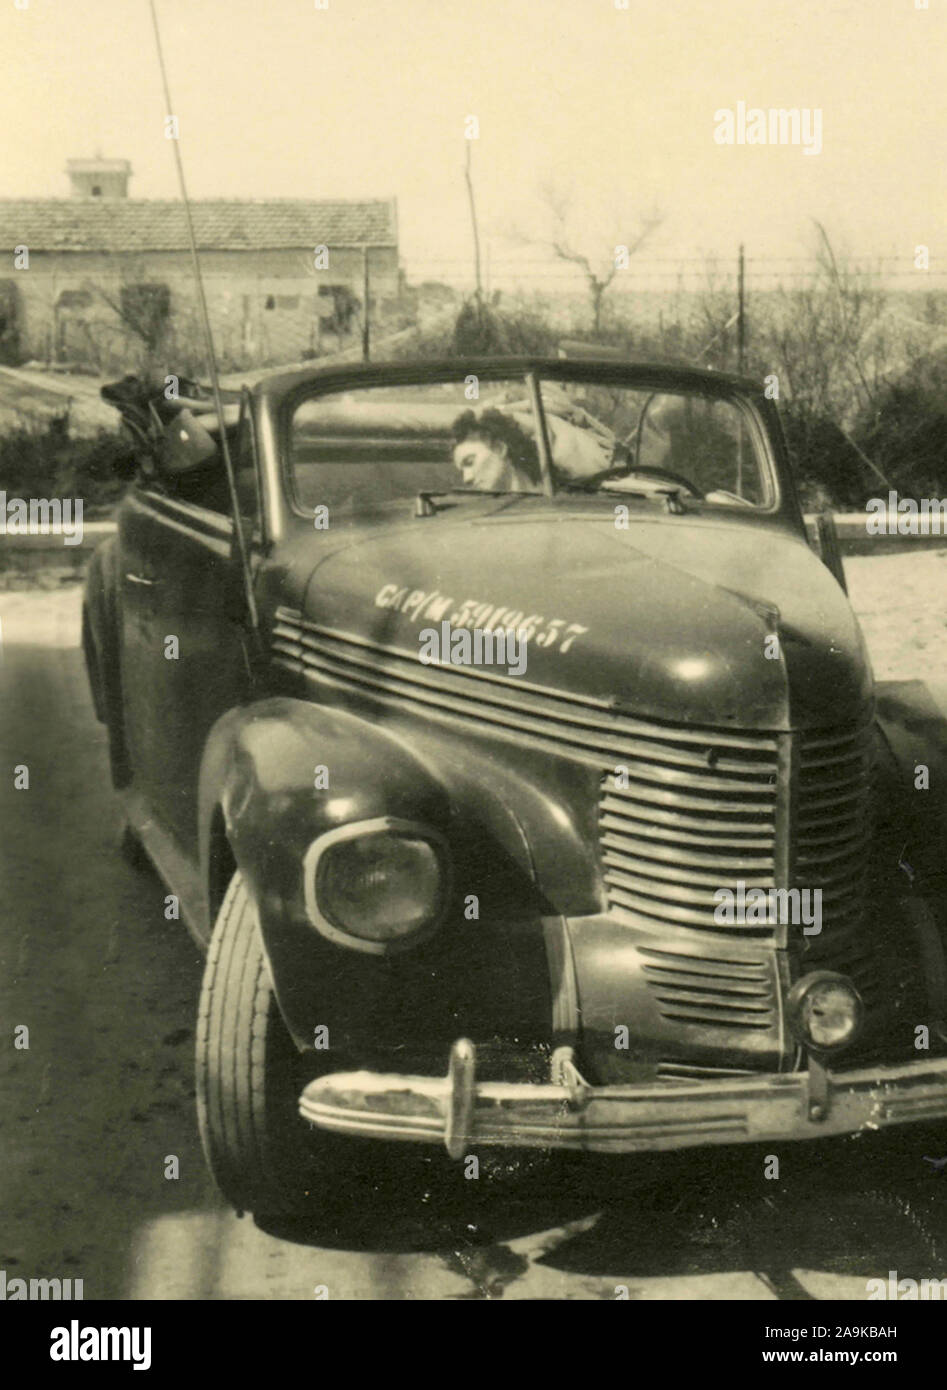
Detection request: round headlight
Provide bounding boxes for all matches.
[303,818,450,954]
[787,971,863,1053]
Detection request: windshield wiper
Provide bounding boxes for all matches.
[414,488,538,516]
[562,473,689,514]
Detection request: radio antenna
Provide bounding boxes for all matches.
[147,0,259,633]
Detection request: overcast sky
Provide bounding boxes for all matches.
[1,0,943,286]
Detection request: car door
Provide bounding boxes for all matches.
[126,416,261,858]
[116,485,166,788]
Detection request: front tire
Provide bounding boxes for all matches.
[196,871,319,1216]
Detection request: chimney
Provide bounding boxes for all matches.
[65,158,132,199]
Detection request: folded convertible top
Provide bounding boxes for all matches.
[101,374,242,441]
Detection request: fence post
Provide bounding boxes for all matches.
[362,245,371,361]
[737,243,746,373]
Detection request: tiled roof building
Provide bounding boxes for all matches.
[0,199,398,254]
[0,158,401,372]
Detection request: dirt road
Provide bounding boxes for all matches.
[1,572,946,1300]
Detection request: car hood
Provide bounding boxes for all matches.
[289,508,873,732]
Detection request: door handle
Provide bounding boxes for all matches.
[124,572,157,587]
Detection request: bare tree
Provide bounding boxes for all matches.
[79,259,172,377]
[738,227,893,496]
[524,181,663,333]
[691,256,741,369]
[810,221,891,420]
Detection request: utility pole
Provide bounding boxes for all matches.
[736,243,746,496]
[737,243,746,373]
[464,141,483,303]
[362,245,370,361]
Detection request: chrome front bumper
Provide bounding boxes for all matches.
[299,1040,947,1158]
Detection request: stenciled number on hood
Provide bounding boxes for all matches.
[375,582,589,655]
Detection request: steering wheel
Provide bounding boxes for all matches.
[627,392,704,499]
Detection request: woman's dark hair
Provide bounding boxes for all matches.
[450,408,541,485]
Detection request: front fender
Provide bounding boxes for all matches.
[198,697,457,1049]
[197,698,554,1060]
[199,694,452,905]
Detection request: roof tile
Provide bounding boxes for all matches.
[0,199,397,252]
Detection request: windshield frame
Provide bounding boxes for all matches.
[276,358,782,524]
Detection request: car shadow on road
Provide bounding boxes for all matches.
[256,1122,947,1298]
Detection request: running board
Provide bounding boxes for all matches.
[120,789,210,950]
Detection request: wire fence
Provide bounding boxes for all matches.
[405,253,946,292]
[9,249,946,382]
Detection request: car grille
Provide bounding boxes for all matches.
[640,944,777,1032]
[272,608,874,957]
[601,717,874,940]
[599,728,780,930]
[794,722,879,1001]
[796,723,875,937]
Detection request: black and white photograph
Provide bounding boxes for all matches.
[1,0,946,1343]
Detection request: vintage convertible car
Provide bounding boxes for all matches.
[83,357,947,1215]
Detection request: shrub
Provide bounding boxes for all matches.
[854,356,947,500]
[0,421,130,515]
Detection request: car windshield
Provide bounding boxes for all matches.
[535,378,771,508]
[287,371,772,517]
